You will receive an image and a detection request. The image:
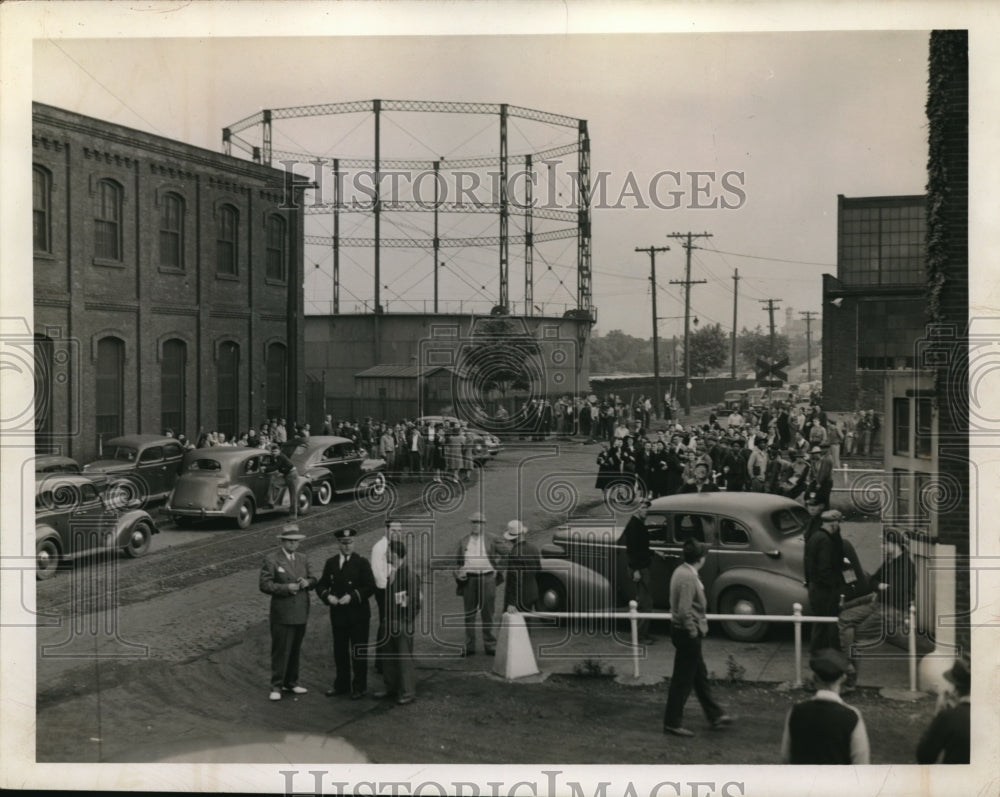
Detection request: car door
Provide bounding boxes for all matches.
[162,442,185,489]
[663,512,718,602]
[137,445,166,500]
[324,442,358,493]
[242,454,271,506]
[70,481,115,556]
[646,512,677,607]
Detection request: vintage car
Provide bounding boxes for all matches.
[537,492,811,642]
[416,415,503,463]
[165,447,313,529]
[282,435,388,506]
[744,387,768,409]
[83,435,186,509]
[35,473,159,580]
[715,390,747,413]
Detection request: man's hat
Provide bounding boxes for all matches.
[278,524,305,541]
[334,527,358,540]
[809,648,850,681]
[943,657,971,691]
[504,520,527,541]
[821,509,843,523]
[810,446,822,454]
[693,460,709,471]
[468,512,487,524]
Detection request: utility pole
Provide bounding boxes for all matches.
[636,245,670,420]
[668,232,711,416]
[731,268,740,379]
[800,310,818,382]
[758,299,782,389]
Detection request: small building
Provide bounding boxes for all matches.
[352,364,455,421]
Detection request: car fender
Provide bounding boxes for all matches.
[709,567,809,616]
[220,484,257,513]
[116,508,159,536]
[538,556,615,610]
[304,465,334,486]
[35,523,62,551]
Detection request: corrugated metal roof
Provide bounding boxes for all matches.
[355,364,452,379]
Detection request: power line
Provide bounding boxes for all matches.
[667,231,711,416]
[695,244,835,268]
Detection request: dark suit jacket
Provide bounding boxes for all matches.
[387,562,422,631]
[316,553,375,626]
[259,549,315,624]
[916,701,970,764]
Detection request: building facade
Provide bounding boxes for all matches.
[32,103,305,462]
[822,193,928,412]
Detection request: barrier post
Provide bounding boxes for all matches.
[792,602,803,688]
[629,600,640,679]
[908,601,917,692]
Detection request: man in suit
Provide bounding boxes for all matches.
[622,500,656,645]
[374,539,422,705]
[663,539,731,737]
[370,518,403,675]
[501,520,541,613]
[453,512,505,656]
[781,648,870,764]
[916,657,970,764]
[805,509,845,654]
[317,527,375,700]
[259,525,316,701]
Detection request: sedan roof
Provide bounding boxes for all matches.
[649,491,804,516]
[104,434,181,449]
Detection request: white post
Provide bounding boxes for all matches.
[792,602,803,688]
[629,600,640,679]
[908,601,918,693]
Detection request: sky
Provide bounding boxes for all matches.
[31,30,930,341]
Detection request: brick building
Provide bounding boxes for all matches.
[32,103,305,462]
[821,193,928,412]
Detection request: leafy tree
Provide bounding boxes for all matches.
[588,329,654,373]
[737,325,790,369]
[684,322,729,376]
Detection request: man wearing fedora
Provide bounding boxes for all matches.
[259,525,317,701]
[780,648,870,764]
[804,508,845,654]
[663,539,732,737]
[917,657,970,764]
[317,527,375,700]
[501,520,541,613]
[453,512,505,656]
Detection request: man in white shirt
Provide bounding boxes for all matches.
[370,518,402,674]
[452,512,505,656]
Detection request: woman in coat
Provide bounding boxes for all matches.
[594,440,620,490]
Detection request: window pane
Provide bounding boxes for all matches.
[161,339,186,435]
[33,167,51,252]
[893,397,910,454]
[266,343,286,419]
[96,337,124,438]
[95,181,121,260]
[915,398,933,458]
[160,194,183,269]
[217,342,239,438]
[265,216,286,281]
[217,206,238,275]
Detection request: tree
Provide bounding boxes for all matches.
[588,329,654,374]
[684,322,728,376]
[737,325,789,369]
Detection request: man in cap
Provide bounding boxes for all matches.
[453,512,505,656]
[916,657,971,764]
[780,648,870,764]
[268,441,306,518]
[679,461,719,494]
[663,539,731,737]
[316,527,375,699]
[259,525,316,701]
[370,518,403,674]
[375,538,422,704]
[622,500,657,645]
[501,520,542,614]
[804,509,845,654]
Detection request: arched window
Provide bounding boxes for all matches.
[95,179,123,261]
[34,334,54,450]
[265,215,287,282]
[160,193,184,269]
[161,339,186,435]
[266,342,287,419]
[216,204,238,275]
[33,166,52,253]
[217,341,240,438]
[96,337,124,439]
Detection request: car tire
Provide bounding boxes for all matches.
[296,488,312,517]
[536,575,567,614]
[123,519,153,558]
[36,538,61,580]
[718,586,769,642]
[359,473,386,496]
[315,479,334,506]
[235,498,255,529]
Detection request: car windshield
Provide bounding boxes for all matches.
[771,506,810,535]
[104,446,138,462]
[186,458,222,472]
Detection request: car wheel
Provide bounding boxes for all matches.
[36,538,61,580]
[315,479,334,506]
[718,586,769,642]
[296,488,312,516]
[235,498,254,529]
[123,520,153,558]
[536,575,567,613]
[359,473,386,496]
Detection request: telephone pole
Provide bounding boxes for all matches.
[800,310,818,382]
[636,245,670,420]
[758,298,782,363]
[668,232,711,415]
[731,268,740,378]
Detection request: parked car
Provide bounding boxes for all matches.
[744,387,768,409]
[537,492,811,642]
[165,447,313,529]
[34,454,109,493]
[35,473,158,580]
[715,390,747,413]
[83,435,185,509]
[416,415,503,463]
[769,388,793,405]
[282,435,388,506]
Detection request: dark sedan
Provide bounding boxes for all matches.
[83,435,185,509]
[537,492,811,641]
[282,435,387,506]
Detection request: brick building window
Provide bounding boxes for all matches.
[217,341,239,438]
[96,336,124,440]
[266,342,287,419]
[33,165,52,253]
[95,179,123,261]
[34,334,54,450]
[159,193,184,269]
[839,199,926,287]
[265,215,287,282]
[161,339,186,435]
[892,397,910,455]
[216,205,238,276]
